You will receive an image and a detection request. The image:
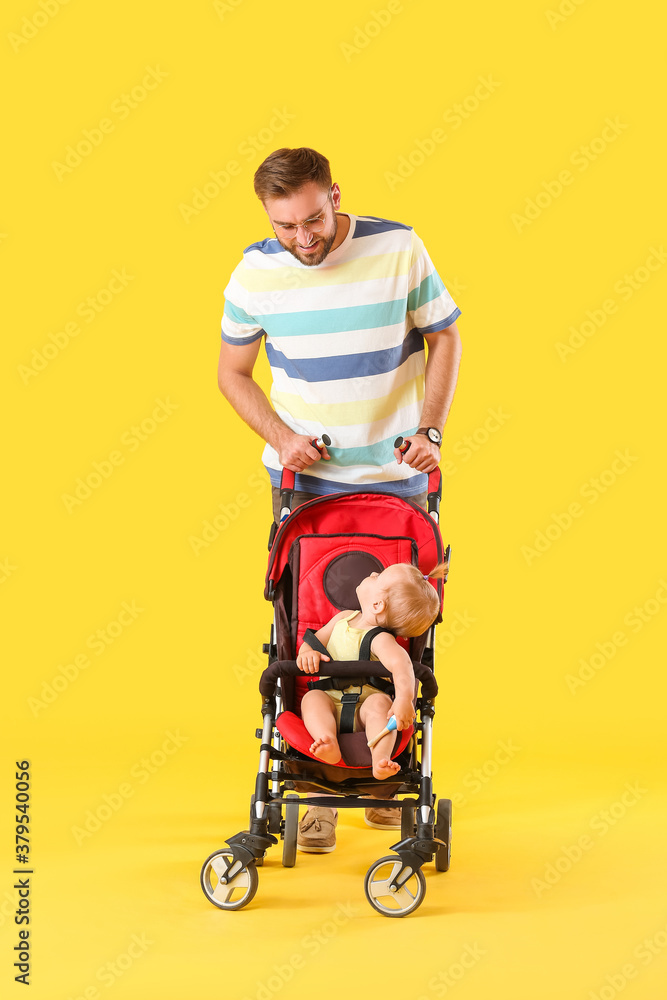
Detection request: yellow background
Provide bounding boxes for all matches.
[2,0,666,997]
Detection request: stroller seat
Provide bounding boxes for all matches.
[272,524,419,769]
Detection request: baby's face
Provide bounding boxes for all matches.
[356,564,411,608]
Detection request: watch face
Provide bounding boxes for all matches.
[427,428,441,444]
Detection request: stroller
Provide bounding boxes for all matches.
[200,465,453,917]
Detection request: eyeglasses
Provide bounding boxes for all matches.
[272,191,332,238]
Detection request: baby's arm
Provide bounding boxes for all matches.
[369,632,416,729]
[296,609,349,674]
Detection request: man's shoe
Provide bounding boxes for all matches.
[297,807,337,853]
[364,806,402,830]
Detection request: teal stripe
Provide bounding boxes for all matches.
[407,272,446,313]
[328,429,418,468]
[256,298,407,337]
[224,300,257,325]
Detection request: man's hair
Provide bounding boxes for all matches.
[380,563,448,638]
[253,147,332,203]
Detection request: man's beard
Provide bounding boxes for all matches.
[276,216,338,266]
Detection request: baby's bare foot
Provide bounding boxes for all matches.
[310,735,341,764]
[373,757,401,780]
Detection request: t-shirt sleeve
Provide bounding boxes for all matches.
[220,262,265,346]
[407,230,461,334]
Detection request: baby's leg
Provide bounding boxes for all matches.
[359,693,401,780]
[300,690,342,764]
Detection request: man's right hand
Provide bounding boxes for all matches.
[393,435,440,473]
[277,431,331,473]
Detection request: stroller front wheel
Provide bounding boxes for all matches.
[200,850,259,910]
[364,855,426,917]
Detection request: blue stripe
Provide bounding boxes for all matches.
[259,298,407,336]
[265,329,423,382]
[221,326,265,345]
[414,307,461,335]
[243,237,285,256]
[407,272,447,312]
[267,466,428,497]
[353,217,413,238]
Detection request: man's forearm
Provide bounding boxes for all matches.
[219,370,291,452]
[421,324,462,431]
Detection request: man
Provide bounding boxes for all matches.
[218,147,462,848]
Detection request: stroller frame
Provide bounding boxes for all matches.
[200,468,452,917]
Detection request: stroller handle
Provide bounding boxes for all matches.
[278,459,442,523]
[278,434,331,522]
[259,659,438,700]
[393,436,442,522]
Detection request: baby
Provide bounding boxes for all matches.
[297,562,447,779]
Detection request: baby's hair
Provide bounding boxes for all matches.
[379,561,449,638]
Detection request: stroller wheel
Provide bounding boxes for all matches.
[282,794,299,868]
[200,850,259,910]
[364,855,426,917]
[435,798,452,872]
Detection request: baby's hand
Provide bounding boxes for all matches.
[389,698,415,730]
[296,648,330,674]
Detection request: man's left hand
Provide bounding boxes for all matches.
[393,435,440,473]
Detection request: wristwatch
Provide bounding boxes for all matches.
[416,427,442,446]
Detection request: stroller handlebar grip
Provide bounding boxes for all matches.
[278,434,331,522]
[395,434,443,522]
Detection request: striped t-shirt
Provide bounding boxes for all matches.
[220,213,461,496]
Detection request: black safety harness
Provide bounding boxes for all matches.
[302,626,394,735]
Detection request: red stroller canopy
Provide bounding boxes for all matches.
[265,491,445,609]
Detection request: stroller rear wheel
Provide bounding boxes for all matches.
[364,855,426,917]
[282,794,299,868]
[200,849,259,910]
[435,798,452,872]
